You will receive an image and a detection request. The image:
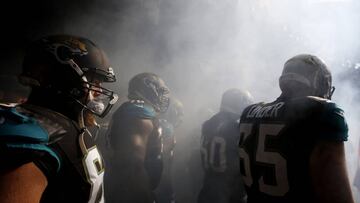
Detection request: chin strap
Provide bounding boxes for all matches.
[78,108,87,132]
[93,123,101,141]
[78,108,103,141]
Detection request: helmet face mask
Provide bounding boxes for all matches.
[77,80,118,117]
[81,68,118,117]
[154,85,170,113]
[20,35,118,118]
[160,97,184,128]
[279,54,334,99]
[128,73,170,113]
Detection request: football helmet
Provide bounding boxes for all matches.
[160,97,184,128]
[19,35,118,117]
[279,54,334,99]
[128,73,170,113]
[220,88,253,115]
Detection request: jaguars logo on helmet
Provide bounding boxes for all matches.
[128,72,170,113]
[19,35,118,117]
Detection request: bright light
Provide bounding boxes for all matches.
[307,0,352,3]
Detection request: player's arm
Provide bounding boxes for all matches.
[145,124,164,190]
[0,162,47,203]
[309,140,354,203]
[124,118,154,202]
[130,118,154,163]
[199,122,210,170]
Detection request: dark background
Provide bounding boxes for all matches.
[1,1,360,202]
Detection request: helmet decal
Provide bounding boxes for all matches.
[20,35,118,117]
[128,73,170,113]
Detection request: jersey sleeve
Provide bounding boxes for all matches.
[315,101,348,142]
[0,107,61,175]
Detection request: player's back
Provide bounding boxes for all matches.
[239,96,348,203]
[105,100,159,203]
[199,111,246,203]
[107,100,157,160]
[201,111,240,175]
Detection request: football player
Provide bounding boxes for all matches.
[105,72,170,203]
[239,54,354,203]
[155,97,184,203]
[0,35,118,203]
[198,88,253,203]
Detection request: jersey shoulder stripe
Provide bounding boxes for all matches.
[0,106,48,142]
[117,100,156,119]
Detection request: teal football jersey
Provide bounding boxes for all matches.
[239,96,348,203]
[198,111,246,203]
[105,100,162,203]
[0,104,105,203]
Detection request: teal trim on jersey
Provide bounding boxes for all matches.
[0,107,48,143]
[6,143,61,172]
[122,102,156,119]
[301,96,348,142]
[318,101,349,141]
[0,106,61,172]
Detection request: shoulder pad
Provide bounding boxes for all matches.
[119,100,156,119]
[304,97,348,141]
[0,106,49,143]
[0,105,61,171]
[17,104,76,143]
[306,96,331,103]
[304,96,341,113]
[287,96,333,111]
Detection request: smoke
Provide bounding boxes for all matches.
[62,0,359,97]
[4,0,360,201]
[57,0,360,201]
